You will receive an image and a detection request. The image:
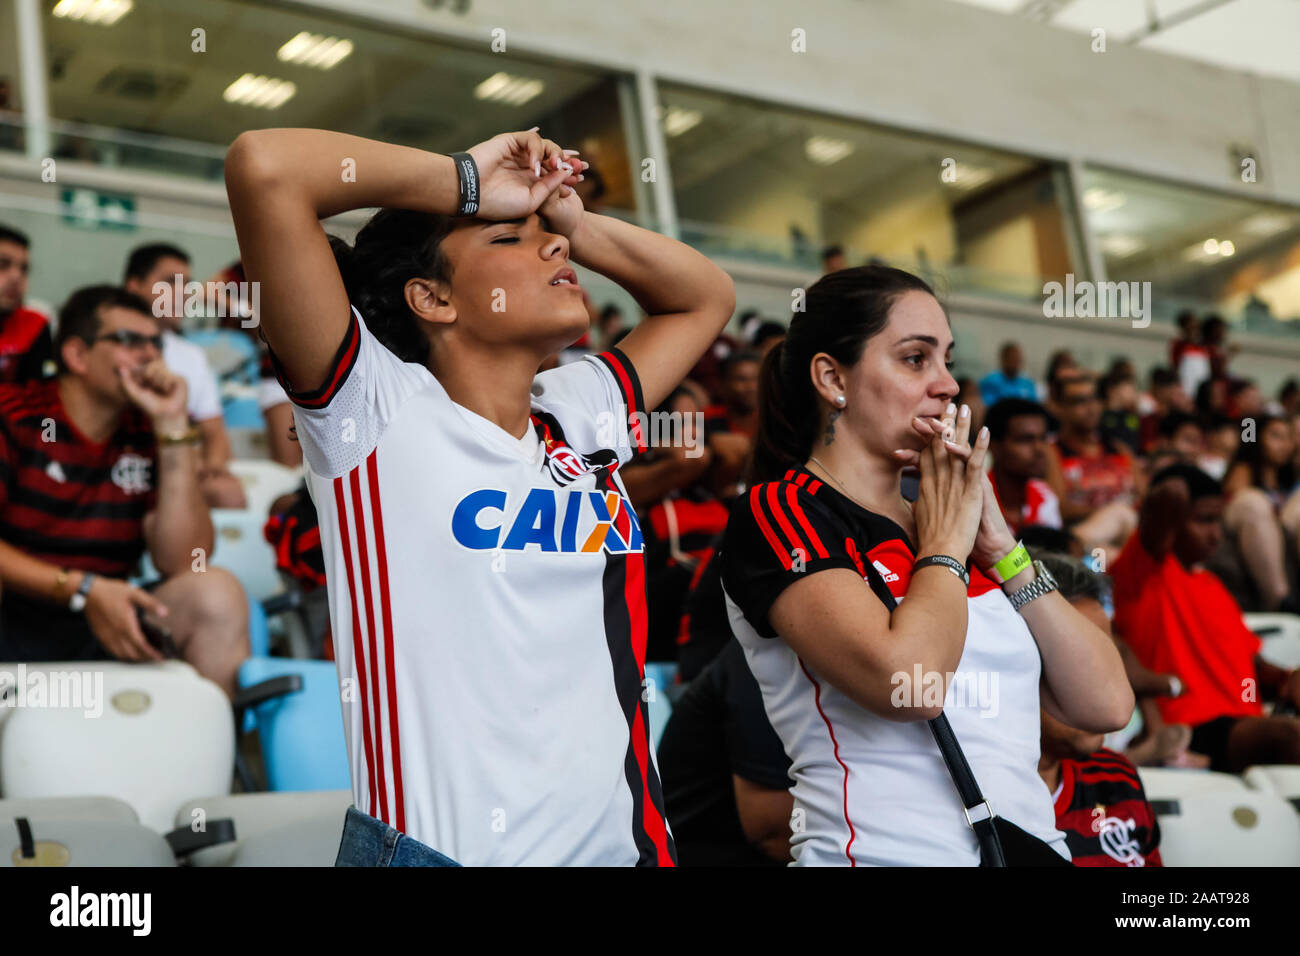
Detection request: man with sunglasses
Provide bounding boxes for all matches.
[0,285,249,696]
[123,243,245,509]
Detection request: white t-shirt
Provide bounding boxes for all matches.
[162,331,222,423]
[721,465,1069,866]
[270,306,674,866]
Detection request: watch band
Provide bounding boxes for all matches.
[914,554,969,587]
[1008,560,1057,612]
[987,540,1032,584]
[69,571,95,613]
[450,151,480,216]
[158,425,201,446]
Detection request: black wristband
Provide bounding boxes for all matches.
[450,151,480,216]
[913,554,969,587]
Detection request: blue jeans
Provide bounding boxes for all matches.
[334,806,461,867]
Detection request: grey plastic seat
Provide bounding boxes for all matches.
[171,790,352,867]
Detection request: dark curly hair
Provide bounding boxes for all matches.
[328,209,459,365]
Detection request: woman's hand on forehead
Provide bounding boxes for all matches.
[468,128,588,222]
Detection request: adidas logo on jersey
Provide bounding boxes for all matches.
[452,487,644,555]
[873,559,899,583]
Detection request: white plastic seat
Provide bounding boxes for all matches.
[1244,613,1300,669]
[1155,790,1300,866]
[171,790,351,867]
[227,459,303,520]
[0,795,138,824]
[1,816,176,867]
[1243,765,1300,804]
[1136,767,1248,802]
[0,661,234,832]
[209,507,284,602]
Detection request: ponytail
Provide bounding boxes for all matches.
[328,208,458,365]
[749,265,938,484]
[750,339,817,485]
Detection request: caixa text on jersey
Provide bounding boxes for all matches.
[451,488,645,554]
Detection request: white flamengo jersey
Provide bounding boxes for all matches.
[720,465,1068,866]
[270,307,675,866]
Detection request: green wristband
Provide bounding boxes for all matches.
[989,541,1031,584]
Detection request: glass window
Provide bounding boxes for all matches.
[38,0,640,213]
[1080,166,1300,334]
[657,82,1081,300]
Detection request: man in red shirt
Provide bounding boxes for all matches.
[0,225,54,384]
[986,398,1061,536]
[0,286,249,696]
[1111,463,1300,771]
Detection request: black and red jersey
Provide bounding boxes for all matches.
[0,307,54,385]
[0,378,157,578]
[1053,748,1162,867]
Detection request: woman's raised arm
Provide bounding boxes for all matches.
[224,128,576,392]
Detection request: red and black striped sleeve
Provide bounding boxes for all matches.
[719,479,859,639]
[593,347,647,455]
[261,309,361,410]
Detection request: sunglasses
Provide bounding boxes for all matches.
[95,330,164,351]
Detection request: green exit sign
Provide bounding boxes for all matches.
[61,187,137,231]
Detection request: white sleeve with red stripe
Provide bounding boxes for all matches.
[268,305,434,479]
[720,480,859,639]
[531,347,647,465]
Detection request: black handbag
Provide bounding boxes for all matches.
[860,555,1073,867]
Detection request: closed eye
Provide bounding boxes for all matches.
[490,235,520,244]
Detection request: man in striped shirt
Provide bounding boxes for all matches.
[0,286,249,696]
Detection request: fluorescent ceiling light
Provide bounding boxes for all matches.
[945,163,995,191]
[1219,240,1235,256]
[805,136,853,165]
[1100,235,1145,258]
[52,0,132,25]
[1083,187,1126,213]
[1240,212,1294,237]
[474,72,544,106]
[660,106,702,137]
[223,74,297,109]
[278,32,354,70]
[1203,238,1220,255]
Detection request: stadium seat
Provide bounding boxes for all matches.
[236,657,350,792]
[1154,790,1300,866]
[1244,613,1300,669]
[188,328,259,382]
[644,662,677,748]
[1,816,177,867]
[0,795,139,825]
[222,393,265,430]
[210,507,283,603]
[227,458,302,521]
[1243,765,1300,811]
[1136,767,1248,807]
[170,790,351,866]
[0,661,234,832]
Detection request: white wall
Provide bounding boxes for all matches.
[306,0,1300,206]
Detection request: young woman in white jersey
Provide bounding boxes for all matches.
[225,128,733,866]
[720,266,1133,865]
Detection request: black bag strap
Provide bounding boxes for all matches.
[859,549,1007,866]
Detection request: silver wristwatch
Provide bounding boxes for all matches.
[1007,560,1057,612]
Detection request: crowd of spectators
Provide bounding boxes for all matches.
[3,222,1298,865]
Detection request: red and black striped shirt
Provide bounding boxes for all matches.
[1053,749,1162,867]
[0,307,54,385]
[0,379,157,578]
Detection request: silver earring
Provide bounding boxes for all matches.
[835,395,846,407]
